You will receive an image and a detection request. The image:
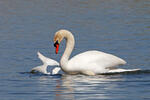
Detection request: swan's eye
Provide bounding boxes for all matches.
[54,40,59,47]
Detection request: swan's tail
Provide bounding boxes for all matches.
[108,68,141,73]
[37,51,59,66]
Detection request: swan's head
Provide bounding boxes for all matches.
[53,29,70,54]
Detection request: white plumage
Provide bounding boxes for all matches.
[67,50,126,74]
[31,52,60,75]
[53,29,139,75]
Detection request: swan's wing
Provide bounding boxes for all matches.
[52,67,61,74]
[68,50,126,73]
[31,64,49,74]
[37,51,59,66]
[30,52,59,75]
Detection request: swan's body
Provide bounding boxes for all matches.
[67,50,126,74]
[53,29,139,75]
[31,52,61,75]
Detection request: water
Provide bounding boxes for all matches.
[0,0,150,100]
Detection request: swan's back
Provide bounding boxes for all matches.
[68,50,126,73]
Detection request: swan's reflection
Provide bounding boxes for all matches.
[55,74,123,100]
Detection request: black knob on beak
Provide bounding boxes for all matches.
[54,40,59,47]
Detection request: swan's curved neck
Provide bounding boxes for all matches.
[60,31,75,67]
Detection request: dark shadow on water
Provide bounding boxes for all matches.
[19,71,62,78]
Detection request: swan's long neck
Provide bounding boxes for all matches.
[60,31,75,68]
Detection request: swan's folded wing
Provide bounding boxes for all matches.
[68,51,126,73]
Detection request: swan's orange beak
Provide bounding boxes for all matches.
[55,44,59,54]
[54,41,59,54]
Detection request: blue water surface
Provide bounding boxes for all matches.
[0,0,150,100]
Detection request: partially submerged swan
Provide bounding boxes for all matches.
[31,52,61,75]
[53,29,139,75]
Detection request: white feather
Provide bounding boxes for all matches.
[31,52,60,75]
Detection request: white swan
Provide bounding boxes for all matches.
[53,29,139,75]
[31,52,61,75]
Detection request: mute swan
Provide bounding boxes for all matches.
[31,52,61,75]
[53,29,139,75]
